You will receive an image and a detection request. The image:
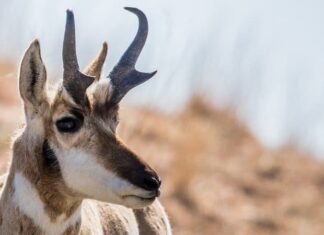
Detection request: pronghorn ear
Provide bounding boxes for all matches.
[19,40,48,118]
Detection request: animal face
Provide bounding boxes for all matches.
[17,8,160,209]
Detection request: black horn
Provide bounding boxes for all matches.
[63,10,78,74]
[63,10,94,106]
[108,7,157,104]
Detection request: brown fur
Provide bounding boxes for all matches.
[0,38,171,234]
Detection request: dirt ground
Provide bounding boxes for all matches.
[1,63,324,235]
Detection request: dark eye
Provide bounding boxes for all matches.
[56,117,82,133]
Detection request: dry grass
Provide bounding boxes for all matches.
[1,63,324,234]
[0,63,21,172]
[119,100,324,235]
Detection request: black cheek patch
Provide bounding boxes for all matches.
[42,140,60,175]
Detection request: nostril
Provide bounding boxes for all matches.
[143,176,160,191]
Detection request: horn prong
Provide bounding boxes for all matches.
[108,7,157,104]
[84,42,108,80]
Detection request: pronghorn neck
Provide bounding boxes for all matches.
[0,134,82,235]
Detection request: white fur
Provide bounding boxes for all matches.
[82,200,104,235]
[13,172,81,235]
[51,147,151,207]
[90,79,113,104]
[156,200,173,235]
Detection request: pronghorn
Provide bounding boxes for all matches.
[0,7,171,235]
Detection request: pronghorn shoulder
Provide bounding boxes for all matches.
[87,199,172,235]
[134,199,172,235]
[82,200,139,234]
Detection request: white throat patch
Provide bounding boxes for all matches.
[13,172,81,235]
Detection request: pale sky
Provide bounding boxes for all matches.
[0,0,324,157]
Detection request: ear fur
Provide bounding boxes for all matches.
[19,40,48,119]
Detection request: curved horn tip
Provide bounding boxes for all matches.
[134,70,158,82]
[147,70,158,78]
[124,7,143,14]
[151,70,157,76]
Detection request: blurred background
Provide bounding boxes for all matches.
[0,0,324,234]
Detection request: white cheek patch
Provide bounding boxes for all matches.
[51,147,145,204]
[13,172,81,235]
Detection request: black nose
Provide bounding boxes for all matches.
[142,175,161,191]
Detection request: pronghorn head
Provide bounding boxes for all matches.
[18,8,160,209]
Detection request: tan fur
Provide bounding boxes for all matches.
[84,42,108,81]
[0,39,171,234]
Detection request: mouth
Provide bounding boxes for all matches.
[124,195,156,202]
[122,189,160,202]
